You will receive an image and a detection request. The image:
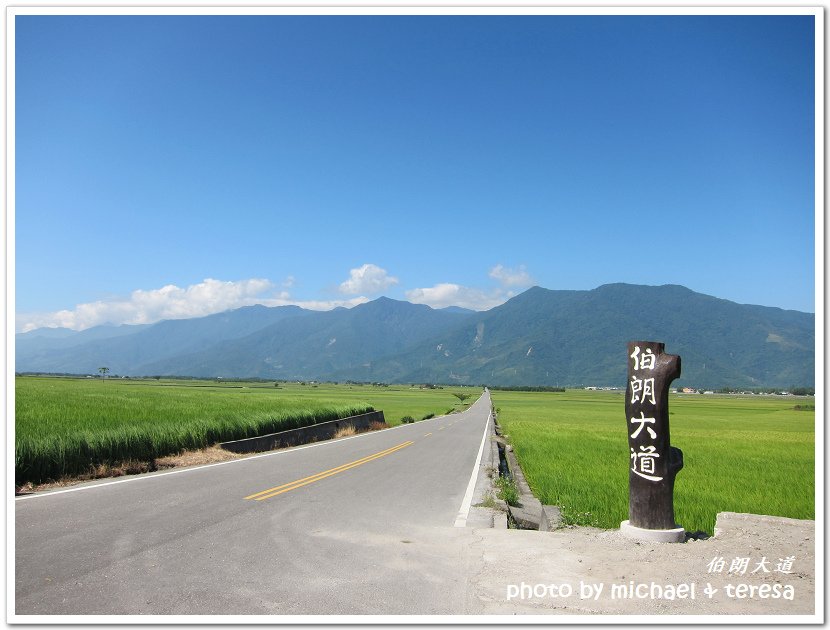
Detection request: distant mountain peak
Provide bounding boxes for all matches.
[440,306,477,315]
[357,296,428,311]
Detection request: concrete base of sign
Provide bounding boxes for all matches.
[620,520,686,543]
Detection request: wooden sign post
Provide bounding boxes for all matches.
[620,341,686,543]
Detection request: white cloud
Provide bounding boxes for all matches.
[489,264,534,288]
[338,264,399,295]
[406,264,534,311]
[405,283,512,311]
[17,278,369,332]
[17,264,534,332]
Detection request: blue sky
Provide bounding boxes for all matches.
[14,12,817,331]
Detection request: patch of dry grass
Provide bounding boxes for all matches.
[334,420,390,438]
[15,446,245,495]
[333,424,357,439]
[154,445,243,469]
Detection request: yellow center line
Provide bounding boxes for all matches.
[245,441,414,501]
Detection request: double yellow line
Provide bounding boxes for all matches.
[245,441,413,501]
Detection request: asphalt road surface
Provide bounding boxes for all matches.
[15,391,493,617]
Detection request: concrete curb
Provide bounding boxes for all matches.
[539,505,564,531]
[502,444,543,529]
[464,408,509,529]
[494,414,564,531]
[219,410,386,454]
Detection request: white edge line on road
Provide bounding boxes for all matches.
[15,393,486,502]
[453,408,491,528]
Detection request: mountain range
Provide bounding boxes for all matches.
[16,283,815,389]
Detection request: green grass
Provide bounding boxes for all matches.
[15,377,478,484]
[252,381,478,427]
[495,476,520,506]
[493,389,815,535]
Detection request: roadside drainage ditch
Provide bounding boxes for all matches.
[492,408,562,531]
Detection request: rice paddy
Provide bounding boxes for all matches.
[14,376,477,485]
[492,389,815,534]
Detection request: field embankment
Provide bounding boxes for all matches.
[492,389,815,534]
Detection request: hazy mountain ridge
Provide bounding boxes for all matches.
[16,284,814,388]
[137,297,470,379]
[15,305,310,375]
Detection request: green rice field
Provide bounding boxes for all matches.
[492,389,815,535]
[14,376,477,485]
[16,377,816,534]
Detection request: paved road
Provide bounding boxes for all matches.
[15,391,493,616]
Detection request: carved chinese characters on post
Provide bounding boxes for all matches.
[626,341,683,531]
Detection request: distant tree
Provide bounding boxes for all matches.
[790,386,815,396]
[453,392,472,405]
[98,367,109,381]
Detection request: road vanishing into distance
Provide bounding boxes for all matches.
[15,391,493,616]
